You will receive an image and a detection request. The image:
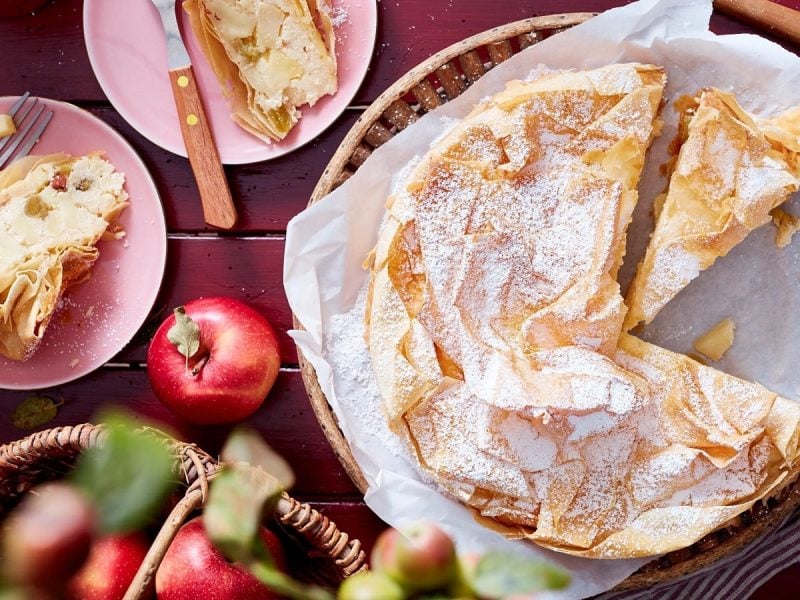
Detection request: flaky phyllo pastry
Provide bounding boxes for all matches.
[0,154,128,361]
[184,0,337,142]
[364,65,800,558]
[625,89,800,329]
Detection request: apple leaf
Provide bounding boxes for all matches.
[204,462,332,600]
[204,464,284,562]
[11,395,62,430]
[471,552,570,598]
[71,411,177,534]
[222,428,296,489]
[246,552,333,600]
[167,306,200,369]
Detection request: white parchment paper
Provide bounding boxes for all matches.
[284,1,800,596]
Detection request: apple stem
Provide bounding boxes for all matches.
[189,352,209,376]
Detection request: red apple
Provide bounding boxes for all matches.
[155,517,286,600]
[371,522,457,592]
[65,532,151,600]
[1,483,94,592]
[147,297,281,425]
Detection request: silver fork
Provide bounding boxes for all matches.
[0,92,54,169]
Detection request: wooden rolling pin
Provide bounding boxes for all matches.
[715,0,800,46]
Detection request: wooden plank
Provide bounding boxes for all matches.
[750,566,800,600]
[4,0,800,107]
[0,0,104,102]
[0,369,361,497]
[112,237,298,365]
[79,107,362,234]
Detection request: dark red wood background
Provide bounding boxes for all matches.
[1,1,799,597]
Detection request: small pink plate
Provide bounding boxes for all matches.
[83,0,377,165]
[0,97,167,390]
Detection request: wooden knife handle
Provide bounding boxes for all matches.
[168,65,237,229]
[715,0,800,46]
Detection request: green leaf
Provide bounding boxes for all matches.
[11,395,62,430]
[71,411,177,534]
[222,428,295,489]
[204,464,284,562]
[204,462,331,600]
[471,551,570,598]
[246,552,333,600]
[167,306,200,368]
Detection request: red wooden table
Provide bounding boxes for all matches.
[1,1,799,597]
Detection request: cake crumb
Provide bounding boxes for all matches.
[771,207,800,248]
[68,358,79,368]
[693,318,735,361]
[329,3,348,27]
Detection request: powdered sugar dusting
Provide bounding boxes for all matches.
[325,287,409,461]
[356,65,798,558]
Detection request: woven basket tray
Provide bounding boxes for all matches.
[0,423,366,599]
[295,11,800,591]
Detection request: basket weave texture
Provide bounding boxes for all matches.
[0,423,366,599]
[293,11,800,591]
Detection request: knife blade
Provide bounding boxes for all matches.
[150,0,237,229]
[152,0,192,69]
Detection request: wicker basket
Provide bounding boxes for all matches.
[0,423,367,599]
[294,11,800,591]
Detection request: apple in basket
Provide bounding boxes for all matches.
[155,517,286,599]
[147,297,281,425]
[371,522,457,592]
[1,483,94,592]
[66,532,151,600]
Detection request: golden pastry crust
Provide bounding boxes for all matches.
[624,89,800,329]
[0,153,128,361]
[364,66,800,559]
[367,64,666,423]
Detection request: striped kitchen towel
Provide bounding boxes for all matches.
[598,509,800,600]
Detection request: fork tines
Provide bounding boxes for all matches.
[0,92,54,169]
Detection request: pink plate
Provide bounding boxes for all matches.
[0,97,167,390]
[83,0,377,165]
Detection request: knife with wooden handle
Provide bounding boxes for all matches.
[715,0,800,46]
[150,0,237,229]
